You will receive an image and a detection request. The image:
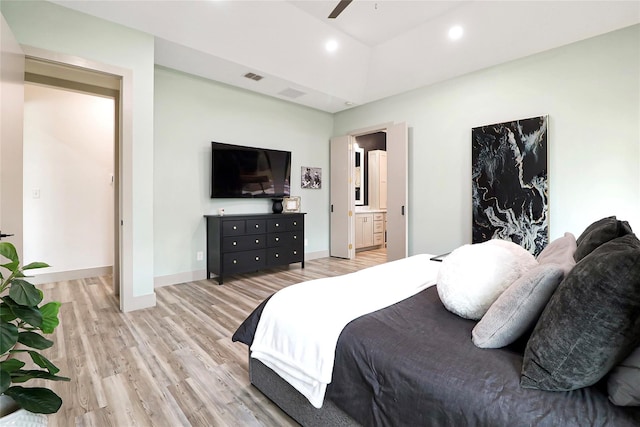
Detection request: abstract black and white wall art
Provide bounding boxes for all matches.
[472,115,549,255]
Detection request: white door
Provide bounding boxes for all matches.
[386,122,408,261]
[0,15,25,256]
[330,135,354,259]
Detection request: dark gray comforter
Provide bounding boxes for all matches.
[233,286,640,426]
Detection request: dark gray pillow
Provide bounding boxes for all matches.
[536,232,577,276]
[607,345,640,406]
[574,216,633,262]
[472,264,564,349]
[521,233,640,391]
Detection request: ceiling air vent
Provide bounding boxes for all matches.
[278,88,306,99]
[243,72,263,81]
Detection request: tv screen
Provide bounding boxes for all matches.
[211,142,291,198]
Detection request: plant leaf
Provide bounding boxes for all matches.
[22,262,50,271]
[0,321,18,354]
[27,350,60,375]
[0,242,19,265]
[1,358,26,372]
[10,369,70,383]
[18,331,53,350]
[39,302,61,334]
[0,369,9,394]
[4,386,63,414]
[2,296,43,328]
[9,279,43,306]
[0,303,17,322]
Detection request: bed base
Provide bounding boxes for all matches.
[249,355,359,427]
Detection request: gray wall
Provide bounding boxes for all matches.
[153,67,333,284]
[334,24,640,256]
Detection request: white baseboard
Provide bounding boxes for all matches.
[154,269,208,288]
[153,250,330,288]
[30,266,113,284]
[121,292,156,313]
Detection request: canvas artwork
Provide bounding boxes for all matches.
[472,115,549,255]
[301,167,322,189]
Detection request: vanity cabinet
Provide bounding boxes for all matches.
[368,150,387,210]
[205,213,305,284]
[355,212,385,250]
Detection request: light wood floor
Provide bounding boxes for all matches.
[35,249,387,426]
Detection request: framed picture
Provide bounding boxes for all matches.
[283,196,301,213]
[471,115,549,255]
[301,166,322,189]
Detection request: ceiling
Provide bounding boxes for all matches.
[49,0,640,113]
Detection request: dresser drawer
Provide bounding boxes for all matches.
[267,216,303,232]
[245,219,266,235]
[267,247,303,265]
[267,231,302,247]
[373,213,385,221]
[223,235,267,252]
[222,220,246,236]
[223,249,267,273]
[373,220,385,233]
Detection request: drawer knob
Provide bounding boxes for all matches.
[233,259,237,264]
[276,223,280,227]
[255,224,259,228]
[293,235,297,239]
[275,237,279,242]
[275,254,279,258]
[233,226,237,230]
[255,256,260,261]
[255,239,260,244]
[293,250,297,255]
[233,241,237,246]
[293,221,297,226]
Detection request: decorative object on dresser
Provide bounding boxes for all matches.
[472,115,548,255]
[283,196,301,213]
[204,213,305,284]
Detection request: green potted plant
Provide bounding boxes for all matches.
[0,242,69,420]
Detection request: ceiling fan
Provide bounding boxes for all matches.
[328,0,353,19]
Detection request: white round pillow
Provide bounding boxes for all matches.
[437,239,537,320]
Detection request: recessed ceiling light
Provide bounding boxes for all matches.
[325,39,339,53]
[448,25,464,41]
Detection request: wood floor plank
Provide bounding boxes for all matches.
[35,249,387,425]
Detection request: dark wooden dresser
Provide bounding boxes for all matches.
[204,213,305,284]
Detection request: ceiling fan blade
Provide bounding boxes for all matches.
[328,0,353,19]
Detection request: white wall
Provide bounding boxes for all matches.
[334,24,640,256]
[2,1,155,310]
[23,83,114,274]
[153,67,333,284]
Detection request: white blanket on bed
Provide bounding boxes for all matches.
[250,254,441,408]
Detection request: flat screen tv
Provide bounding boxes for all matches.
[210,141,291,198]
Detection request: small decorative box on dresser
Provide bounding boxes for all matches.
[204,213,305,284]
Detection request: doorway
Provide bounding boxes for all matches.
[353,132,387,258]
[330,122,408,262]
[23,56,122,298]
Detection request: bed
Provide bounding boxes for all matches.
[232,217,640,426]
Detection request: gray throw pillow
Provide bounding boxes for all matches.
[607,345,640,406]
[472,264,564,349]
[574,216,633,262]
[521,234,640,391]
[536,232,576,276]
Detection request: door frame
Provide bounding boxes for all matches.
[22,45,133,311]
[330,122,408,261]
